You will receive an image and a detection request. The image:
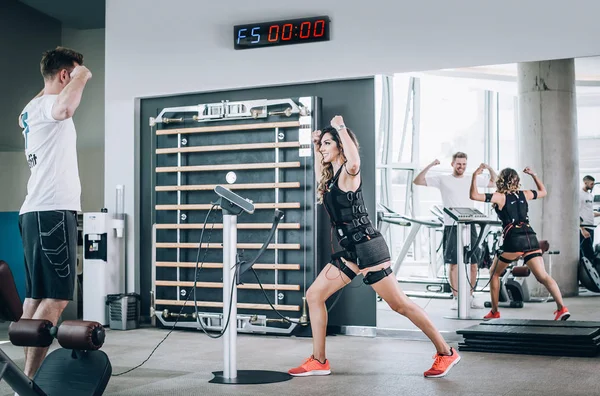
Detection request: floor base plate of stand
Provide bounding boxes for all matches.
[209,370,292,384]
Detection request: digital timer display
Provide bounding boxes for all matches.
[234,16,331,50]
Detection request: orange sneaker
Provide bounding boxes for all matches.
[288,355,331,377]
[554,306,570,321]
[483,310,500,320]
[424,347,461,378]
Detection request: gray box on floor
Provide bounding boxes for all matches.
[107,293,140,330]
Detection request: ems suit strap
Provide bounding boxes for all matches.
[363,267,393,285]
[524,252,542,263]
[331,251,357,280]
[531,190,538,200]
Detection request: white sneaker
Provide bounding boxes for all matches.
[470,296,484,309]
[451,297,458,310]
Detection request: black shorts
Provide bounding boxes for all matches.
[443,225,480,265]
[351,236,391,269]
[19,210,78,300]
[500,230,540,253]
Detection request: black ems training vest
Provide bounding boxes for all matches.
[494,191,534,236]
[323,165,379,248]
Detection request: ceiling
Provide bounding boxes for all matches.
[18,0,105,29]
[413,56,600,102]
[447,56,600,82]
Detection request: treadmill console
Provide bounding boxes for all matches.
[443,207,494,223]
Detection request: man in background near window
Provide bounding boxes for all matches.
[579,175,600,263]
[413,152,497,310]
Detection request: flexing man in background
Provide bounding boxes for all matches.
[413,152,496,309]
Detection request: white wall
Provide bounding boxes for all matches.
[77,148,105,212]
[0,28,105,213]
[62,27,106,212]
[105,0,600,292]
[62,28,105,150]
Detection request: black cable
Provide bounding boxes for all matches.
[114,203,351,375]
[192,202,237,339]
[112,202,232,376]
[111,320,179,376]
[112,265,236,377]
[249,267,345,326]
[441,220,493,294]
[249,267,306,326]
[193,270,237,339]
[237,207,361,326]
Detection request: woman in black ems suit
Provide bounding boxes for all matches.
[288,116,460,379]
[469,165,570,321]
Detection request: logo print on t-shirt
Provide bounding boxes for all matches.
[21,112,29,149]
[28,153,37,168]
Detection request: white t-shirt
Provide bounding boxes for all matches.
[425,173,490,225]
[580,189,595,227]
[18,95,81,214]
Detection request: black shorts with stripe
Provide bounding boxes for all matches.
[443,225,481,265]
[19,210,78,300]
[500,229,540,253]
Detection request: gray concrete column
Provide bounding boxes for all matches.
[517,59,579,297]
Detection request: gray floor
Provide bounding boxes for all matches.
[2,293,600,396]
[378,288,600,340]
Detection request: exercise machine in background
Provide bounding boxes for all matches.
[377,203,449,298]
[484,240,560,309]
[579,196,600,293]
[443,207,501,320]
[579,224,600,293]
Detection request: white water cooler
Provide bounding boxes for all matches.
[83,206,125,325]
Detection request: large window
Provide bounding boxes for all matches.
[418,78,486,167]
[416,77,486,220]
[577,100,600,244]
[496,93,517,171]
[578,102,600,173]
[392,75,415,164]
[376,72,600,274]
[376,74,493,271]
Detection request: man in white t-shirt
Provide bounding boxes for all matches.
[17,46,92,379]
[413,152,497,309]
[580,175,600,262]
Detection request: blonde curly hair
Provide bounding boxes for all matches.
[316,127,360,203]
[496,168,521,194]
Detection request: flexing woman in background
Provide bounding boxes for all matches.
[469,165,570,321]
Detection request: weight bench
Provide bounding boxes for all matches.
[505,240,559,276]
[0,260,112,396]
